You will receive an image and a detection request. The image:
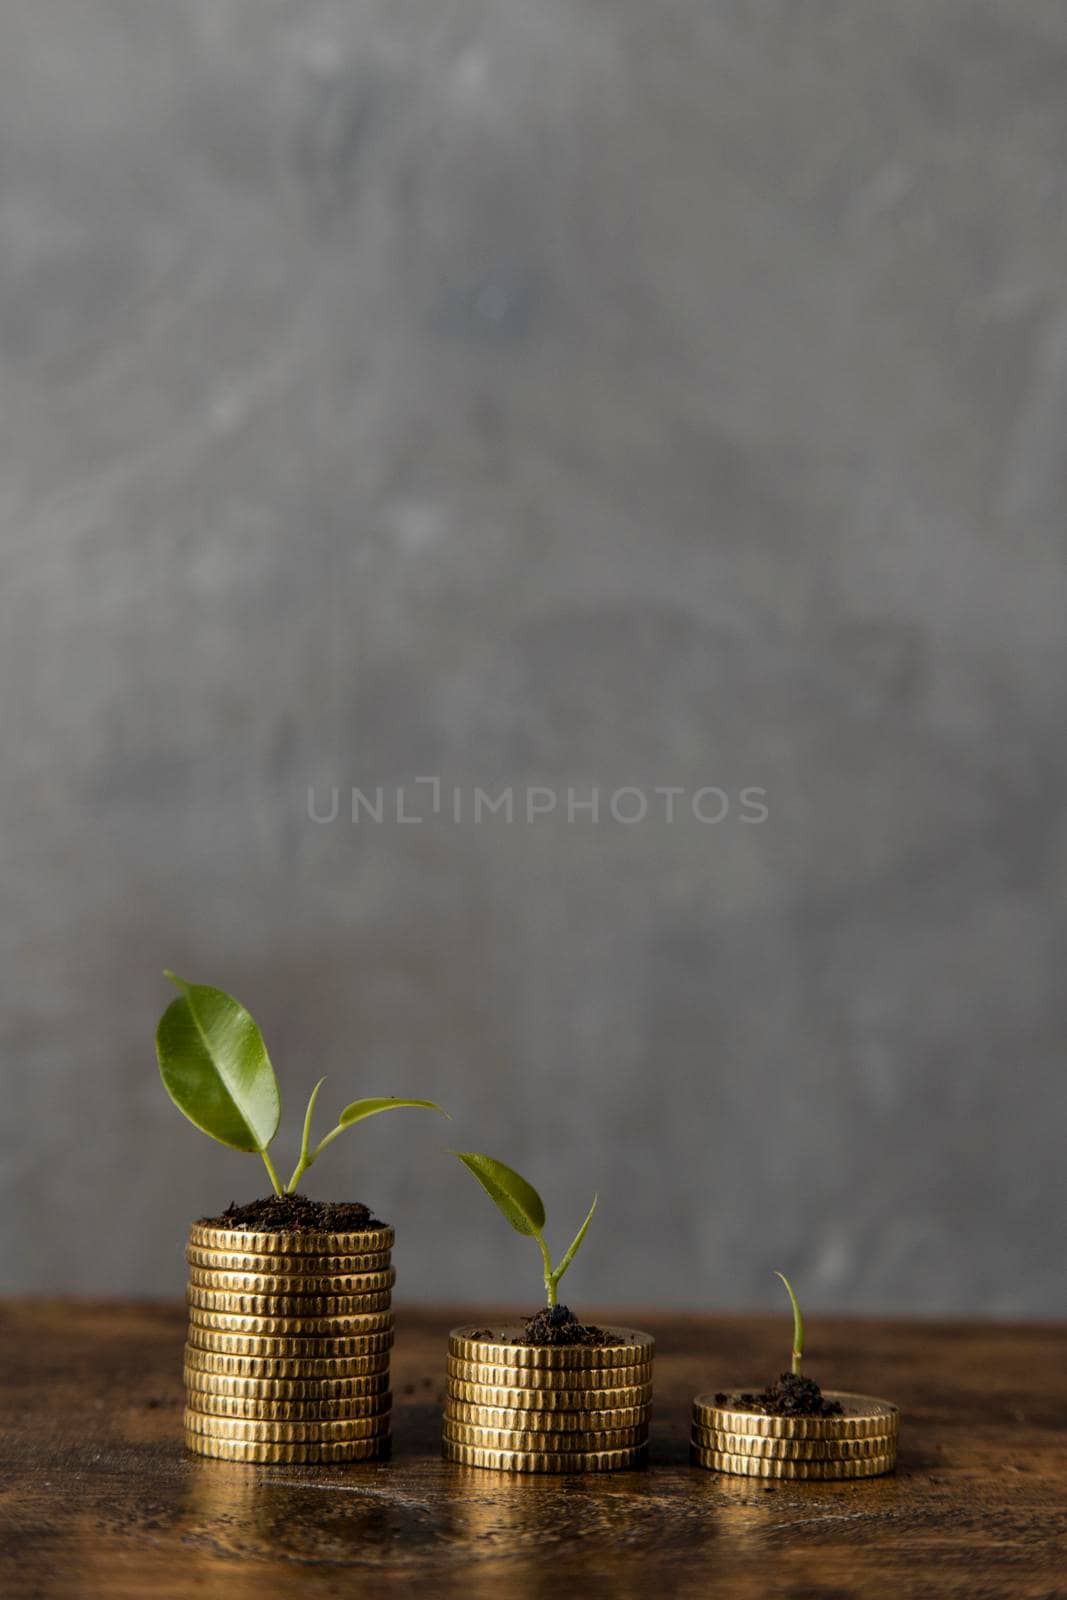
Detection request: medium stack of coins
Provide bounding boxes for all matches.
[443,1324,654,1473]
[690,1391,898,1479]
[183,1223,395,1463]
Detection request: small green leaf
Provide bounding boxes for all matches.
[338,1097,450,1128]
[453,1152,546,1236]
[552,1193,598,1288]
[301,1077,328,1153]
[156,972,280,1153]
[775,1270,805,1372]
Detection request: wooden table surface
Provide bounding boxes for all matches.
[0,1302,1063,1599]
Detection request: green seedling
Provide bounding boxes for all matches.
[452,1151,597,1308]
[775,1270,805,1376]
[155,972,448,1195]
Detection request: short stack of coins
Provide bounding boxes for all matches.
[690,1391,898,1479]
[183,1222,395,1463]
[443,1323,654,1473]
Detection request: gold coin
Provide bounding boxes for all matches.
[183,1344,390,1379]
[690,1444,896,1480]
[446,1378,654,1411]
[446,1400,651,1433]
[446,1355,652,1391]
[442,1438,647,1474]
[186,1266,396,1295]
[186,1307,394,1337]
[443,1420,646,1452]
[185,1388,391,1421]
[185,1386,389,1421]
[693,1392,899,1440]
[187,1286,392,1317]
[185,1328,393,1359]
[448,1325,654,1369]
[183,1366,390,1402]
[692,1424,895,1460]
[184,1407,391,1442]
[185,1430,388,1463]
[188,1223,394,1256]
[186,1245,392,1276]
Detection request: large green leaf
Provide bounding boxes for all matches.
[453,1152,546,1236]
[338,1097,449,1128]
[156,973,280,1153]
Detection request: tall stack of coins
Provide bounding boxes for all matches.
[183,1223,395,1463]
[443,1324,654,1473]
[690,1391,898,1479]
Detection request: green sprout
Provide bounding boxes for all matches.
[775,1270,805,1376]
[452,1151,597,1308]
[155,972,448,1195]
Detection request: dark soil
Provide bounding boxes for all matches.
[718,1372,843,1417]
[518,1305,611,1347]
[199,1195,386,1233]
[466,1306,610,1346]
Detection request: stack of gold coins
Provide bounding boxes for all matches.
[690,1391,898,1479]
[443,1324,654,1473]
[183,1223,395,1463]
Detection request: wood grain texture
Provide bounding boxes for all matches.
[0,1302,1063,1598]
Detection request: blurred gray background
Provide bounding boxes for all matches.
[1,0,1065,1315]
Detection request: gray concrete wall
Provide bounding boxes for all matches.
[1,1,1064,1315]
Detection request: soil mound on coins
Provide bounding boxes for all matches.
[199,1195,386,1233]
[517,1305,612,1347]
[719,1373,843,1417]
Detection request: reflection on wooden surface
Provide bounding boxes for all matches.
[0,1301,1062,1598]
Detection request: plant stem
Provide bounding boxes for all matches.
[309,1124,346,1161]
[775,1271,804,1376]
[260,1148,283,1198]
[286,1120,346,1191]
[535,1232,556,1306]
